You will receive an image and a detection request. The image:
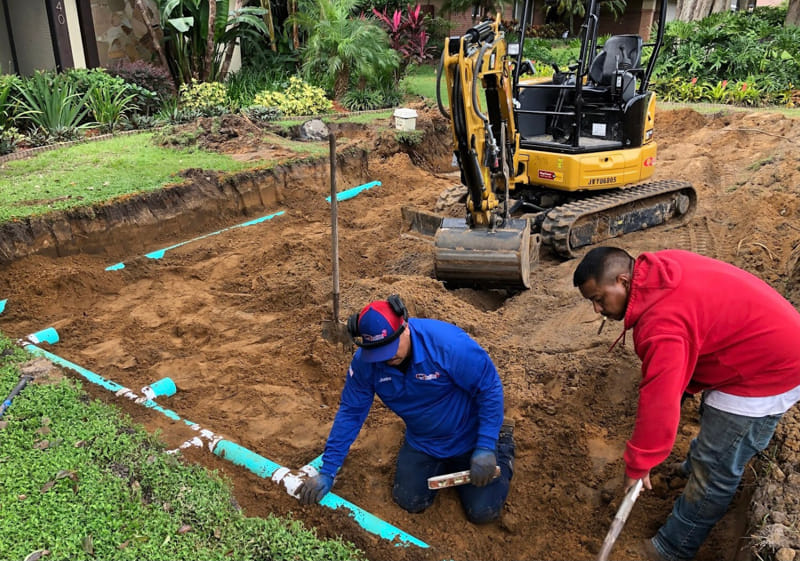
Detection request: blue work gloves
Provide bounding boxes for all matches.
[298,473,334,505]
[470,447,497,487]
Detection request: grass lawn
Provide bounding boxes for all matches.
[402,64,448,107]
[0,134,255,223]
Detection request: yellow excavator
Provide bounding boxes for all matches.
[433,0,696,289]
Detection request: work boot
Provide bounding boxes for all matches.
[638,538,669,561]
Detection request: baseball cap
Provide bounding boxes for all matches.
[355,300,406,363]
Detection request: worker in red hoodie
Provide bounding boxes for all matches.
[573,247,800,561]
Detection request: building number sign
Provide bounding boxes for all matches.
[54,0,66,25]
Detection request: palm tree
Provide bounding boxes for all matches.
[289,0,400,99]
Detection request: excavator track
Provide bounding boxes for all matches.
[540,180,697,258]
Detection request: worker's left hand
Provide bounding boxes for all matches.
[470,447,497,487]
[624,472,652,492]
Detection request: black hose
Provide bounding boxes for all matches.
[0,375,34,419]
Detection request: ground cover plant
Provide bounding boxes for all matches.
[0,335,364,560]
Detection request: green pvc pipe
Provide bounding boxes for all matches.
[18,328,428,549]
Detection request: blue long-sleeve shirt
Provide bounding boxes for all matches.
[319,318,504,478]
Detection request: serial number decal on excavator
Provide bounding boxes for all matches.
[538,170,563,182]
[588,177,618,185]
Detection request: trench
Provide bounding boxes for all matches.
[0,110,791,560]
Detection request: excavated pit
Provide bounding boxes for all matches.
[1,105,799,560]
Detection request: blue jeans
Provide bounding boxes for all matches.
[652,404,783,561]
[392,429,515,524]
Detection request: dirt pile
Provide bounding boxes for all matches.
[0,104,798,560]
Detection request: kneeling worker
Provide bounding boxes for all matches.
[298,295,514,524]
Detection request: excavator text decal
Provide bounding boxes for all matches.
[588,177,618,186]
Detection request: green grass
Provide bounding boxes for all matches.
[401,64,447,107]
[0,336,364,561]
[0,134,254,223]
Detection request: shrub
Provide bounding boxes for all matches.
[15,71,94,141]
[225,65,293,109]
[87,86,138,132]
[0,74,22,130]
[252,76,332,116]
[341,89,383,111]
[243,105,284,122]
[107,59,175,100]
[0,126,24,155]
[179,79,229,116]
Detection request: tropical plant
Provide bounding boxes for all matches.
[87,86,138,132]
[289,0,400,98]
[252,75,332,115]
[148,0,270,84]
[179,79,230,115]
[371,4,434,76]
[0,127,24,155]
[225,64,293,108]
[341,87,383,110]
[14,72,95,141]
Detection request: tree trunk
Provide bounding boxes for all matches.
[291,0,299,49]
[260,0,277,52]
[676,0,729,21]
[219,0,244,78]
[131,0,173,84]
[787,0,800,26]
[203,0,217,81]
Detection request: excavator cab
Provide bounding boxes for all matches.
[432,0,696,289]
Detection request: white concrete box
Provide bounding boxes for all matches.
[394,108,418,131]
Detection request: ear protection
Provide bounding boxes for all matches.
[346,294,408,348]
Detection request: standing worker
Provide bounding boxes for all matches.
[298,295,515,524]
[573,247,800,561]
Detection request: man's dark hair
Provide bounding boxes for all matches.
[572,247,634,287]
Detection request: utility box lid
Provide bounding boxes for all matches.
[393,108,418,119]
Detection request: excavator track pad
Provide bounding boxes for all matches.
[540,180,697,258]
[434,218,540,289]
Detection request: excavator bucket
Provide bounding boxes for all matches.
[434,218,539,289]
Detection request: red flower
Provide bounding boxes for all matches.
[721,80,728,87]
[741,83,748,91]
[691,77,698,85]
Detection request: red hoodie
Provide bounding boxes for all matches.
[622,250,800,479]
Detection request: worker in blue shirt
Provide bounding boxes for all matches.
[298,295,515,524]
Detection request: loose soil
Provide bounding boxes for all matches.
[1,104,799,561]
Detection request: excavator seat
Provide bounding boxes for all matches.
[586,34,643,103]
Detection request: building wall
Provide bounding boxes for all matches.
[0,4,13,72]
[6,0,57,73]
[91,0,154,67]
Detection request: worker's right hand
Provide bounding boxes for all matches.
[298,473,334,505]
[470,447,497,487]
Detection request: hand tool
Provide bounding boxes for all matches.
[596,478,644,561]
[427,466,501,489]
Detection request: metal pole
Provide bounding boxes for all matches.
[329,133,340,322]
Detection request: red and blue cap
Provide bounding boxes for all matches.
[355,300,406,363]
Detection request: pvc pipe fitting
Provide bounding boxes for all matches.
[140,377,176,400]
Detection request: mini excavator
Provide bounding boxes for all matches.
[433,0,696,289]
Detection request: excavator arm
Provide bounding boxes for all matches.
[434,16,537,289]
